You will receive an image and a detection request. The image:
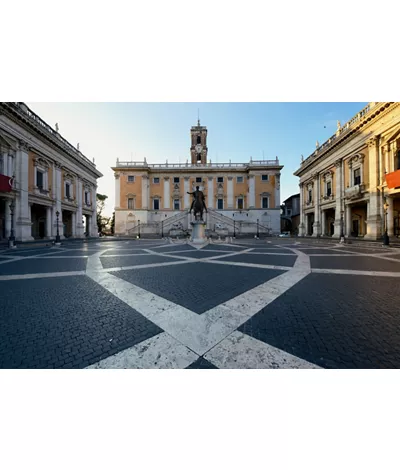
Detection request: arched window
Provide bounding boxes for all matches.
[197,135,201,144]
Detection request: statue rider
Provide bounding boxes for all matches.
[187,186,207,214]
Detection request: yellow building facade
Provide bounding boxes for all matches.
[112,121,283,236]
[294,102,400,239]
[0,103,102,242]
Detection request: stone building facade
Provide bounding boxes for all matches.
[0,102,102,242]
[113,121,283,237]
[294,102,400,239]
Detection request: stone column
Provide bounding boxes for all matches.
[312,173,320,236]
[4,200,11,238]
[345,204,352,237]
[365,137,382,239]
[87,215,92,236]
[71,212,76,237]
[387,197,394,236]
[321,209,326,236]
[76,177,84,237]
[46,206,52,238]
[275,172,281,208]
[207,177,214,209]
[15,141,33,241]
[248,175,255,209]
[163,177,170,209]
[54,163,63,238]
[114,172,120,209]
[91,184,98,237]
[141,175,149,210]
[8,155,14,177]
[2,152,8,176]
[184,177,190,209]
[333,159,343,238]
[298,183,305,236]
[227,176,234,209]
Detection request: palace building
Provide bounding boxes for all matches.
[0,103,102,242]
[294,102,400,239]
[112,121,283,237]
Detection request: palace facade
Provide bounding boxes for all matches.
[112,121,283,237]
[0,102,102,242]
[294,102,400,239]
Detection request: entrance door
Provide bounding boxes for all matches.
[352,219,359,237]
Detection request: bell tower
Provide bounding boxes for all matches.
[190,119,208,164]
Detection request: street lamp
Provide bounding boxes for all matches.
[8,200,16,249]
[256,218,259,238]
[233,219,236,238]
[340,210,345,243]
[55,210,61,244]
[383,199,390,246]
[161,219,164,238]
[138,220,141,239]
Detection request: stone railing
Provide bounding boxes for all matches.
[301,103,378,167]
[6,103,97,168]
[116,158,280,169]
[345,184,366,200]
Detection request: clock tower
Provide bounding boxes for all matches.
[190,119,208,165]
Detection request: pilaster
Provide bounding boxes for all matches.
[114,172,121,208]
[141,175,149,210]
[298,183,305,236]
[227,176,234,209]
[163,176,170,209]
[365,137,382,239]
[184,176,190,209]
[207,176,214,209]
[312,173,320,236]
[16,140,34,241]
[248,175,255,209]
[274,172,281,208]
[333,159,343,238]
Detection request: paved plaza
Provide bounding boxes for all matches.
[1,238,400,369]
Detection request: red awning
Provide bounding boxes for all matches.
[386,170,400,189]
[0,174,13,192]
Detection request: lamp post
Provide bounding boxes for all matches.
[8,200,16,249]
[161,219,164,238]
[233,219,236,238]
[55,210,61,244]
[138,220,141,239]
[383,199,390,246]
[256,218,259,238]
[340,210,345,243]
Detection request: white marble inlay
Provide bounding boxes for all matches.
[86,332,198,369]
[204,331,320,369]
[311,268,400,277]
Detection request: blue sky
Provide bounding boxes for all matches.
[26,102,368,216]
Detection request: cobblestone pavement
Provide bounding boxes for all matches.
[1,237,400,369]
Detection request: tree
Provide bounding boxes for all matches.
[110,211,115,235]
[96,193,110,234]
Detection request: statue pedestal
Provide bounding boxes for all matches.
[190,220,207,244]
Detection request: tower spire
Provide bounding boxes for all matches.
[197,108,200,126]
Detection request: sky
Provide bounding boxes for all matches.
[25,102,368,216]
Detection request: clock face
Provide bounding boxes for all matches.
[195,144,203,153]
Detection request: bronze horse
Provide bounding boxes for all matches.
[188,187,207,221]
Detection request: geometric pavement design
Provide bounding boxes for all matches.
[1,238,400,368]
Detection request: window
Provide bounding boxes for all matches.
[237,176,243,183]
[85,192,89,205]
[174,199,180,210]
[397,151,400,170]
[196,177,202,183]
[308,190,312,203]
[327,181,332,197]
[197,135,201,144]
[262,197,269,209]
[354,168,361,186]
[153,177,160,184]
[128,198,134,209]
[174,177,180,183]
[217,199,224,210]
[238,198,244,210]
[36,170,44,188]
[217,177,223,183]
[66,183,71,199]
[261,174,269,181]
[153,199,160,210]
[128,175,135,183]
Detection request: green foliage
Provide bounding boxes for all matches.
[96,193,110,234]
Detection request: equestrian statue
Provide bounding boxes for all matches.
[187,186,207,221]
